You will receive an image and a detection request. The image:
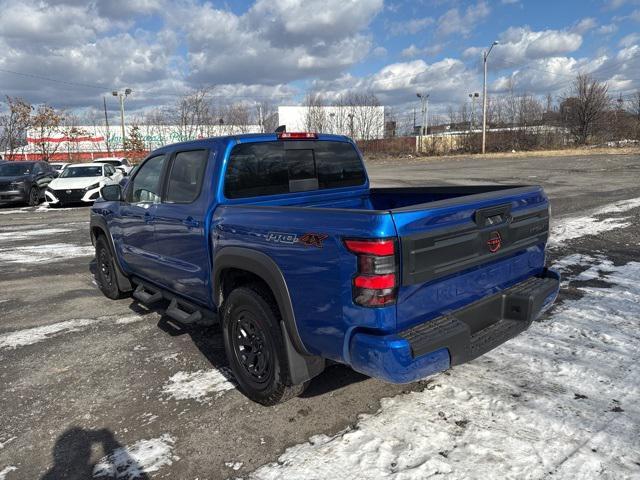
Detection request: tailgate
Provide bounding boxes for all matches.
[392,186,550,332]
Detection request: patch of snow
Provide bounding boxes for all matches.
[0,466,17,480]
[0,208,30,215]
[550,197,640,245]
[248,256,640,480]
[114,315,146,325]
[0,243,94,265]
[225,461,243,471]
[0,436,16,449]
[162,368,236,402]
[0,228,73,242]
[92,434,178,479]
[0,318,97,350]
[550,253,596,273]
[35,204,80,212]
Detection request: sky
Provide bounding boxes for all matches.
[0,0,639,120]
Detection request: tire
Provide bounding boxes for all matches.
[27,187,40,206]
[95,236,127,300]
[222,285,306,405]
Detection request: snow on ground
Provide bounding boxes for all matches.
[92,434,178,479]
[550,197,640,245]
[0,242,94,265]
[0,319,97,350]
[248,256,640,480]
[161,368,236,402]
[0,315,147,350]
[0,228,73,242]
[0,208,30,215]
[0,466,17,480]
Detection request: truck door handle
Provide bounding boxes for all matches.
[144,212,155,223]
[182,216,200,229]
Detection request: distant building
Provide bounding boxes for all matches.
[278,105,385,140]
[7,124,260,160]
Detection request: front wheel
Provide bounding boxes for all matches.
[27,187,40,206]
[95,236,128,299]
[222,285,306,405]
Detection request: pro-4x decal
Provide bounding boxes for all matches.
[266,232,328,248]
[299,233,329,248]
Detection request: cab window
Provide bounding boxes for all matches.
[127,155,166,204]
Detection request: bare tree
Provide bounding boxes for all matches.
[256,101,277,133]
[303,91,327,133]
[346,91,382,140]
[30,104,64,161]
[0,96,32,158]
[631,91,640,122]
[222,103,252,134]
[563,74,609,145]
[171,88,215,140]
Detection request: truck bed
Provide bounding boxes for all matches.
[236,185,539,212]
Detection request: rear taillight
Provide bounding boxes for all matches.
[345,238,398,307]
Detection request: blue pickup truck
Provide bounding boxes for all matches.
[90,132,559,405]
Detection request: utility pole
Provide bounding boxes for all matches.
[103,97,111,156]
[469,92,479,130]
[482,41,498,154]
[416,92,429,153]
[112,88,132,153]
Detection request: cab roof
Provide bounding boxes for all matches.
[149,132,353,156]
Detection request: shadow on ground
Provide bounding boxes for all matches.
[41,427,149,480]
[124,297,370,401]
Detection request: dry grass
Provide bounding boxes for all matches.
[366,146,640,163]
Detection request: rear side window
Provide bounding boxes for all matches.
[165,150,208,203]
[224,141,365,199]
[128,154,166,204]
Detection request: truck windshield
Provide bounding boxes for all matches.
[224,141,366,199]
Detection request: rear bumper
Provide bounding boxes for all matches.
[348,268,560,384]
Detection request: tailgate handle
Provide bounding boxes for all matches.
[474,204,512,227]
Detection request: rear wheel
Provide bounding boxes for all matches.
[222,285,306,405]
[27,187,40,206]
[95,236,127,299]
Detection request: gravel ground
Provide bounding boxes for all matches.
[0,152,638,479]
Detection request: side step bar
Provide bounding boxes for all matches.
[131,278,216,326]
[133,283,162,304]
[166,298,203,324]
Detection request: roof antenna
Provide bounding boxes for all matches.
[275,125,286,133]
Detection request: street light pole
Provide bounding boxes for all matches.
[112,88,132,153]
[482,41,498,154]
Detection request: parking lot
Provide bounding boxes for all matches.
[1,152,639,479]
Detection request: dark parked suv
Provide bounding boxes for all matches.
[0,161,56,206]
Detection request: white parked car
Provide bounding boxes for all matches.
[92,157,133,175]
[49,162,70,173]
[45,163,123,206]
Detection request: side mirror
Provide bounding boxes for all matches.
[101,184,123,202]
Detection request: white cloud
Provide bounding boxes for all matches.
[465,26,583,69]
[597,23,619,35]
[173,0,384,85]
[619,32,640,47]
[571,17,598,34]
[401,44,445,58]
[311,57,479,109]
[388,17,434,36]
[437,1,490,37]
